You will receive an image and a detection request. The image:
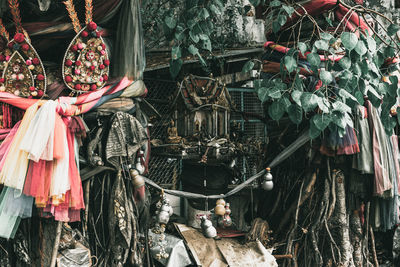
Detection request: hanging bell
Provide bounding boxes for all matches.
[261,167,274,191]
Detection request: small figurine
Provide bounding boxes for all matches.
[261,167,274,191]
[166,120,182,144]
[200,216,217,238]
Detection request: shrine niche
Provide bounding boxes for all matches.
[161,74,236,162]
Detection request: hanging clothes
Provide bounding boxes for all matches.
[105,112,148,169]
[352,105,374,174]
[366,100,392,196]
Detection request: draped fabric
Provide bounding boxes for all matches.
[0,78,145,116]
[366,101,393,196]
[106,112,148,169]
[113,0,145,80]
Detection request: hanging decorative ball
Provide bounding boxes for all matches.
[216,198,226,207]
[22,44,29,51]
[26,59,32,65]
[37,90,44,97]
[31,91,38,97]
[32,58,40,65]
[215,204,225,216]
[0,86,5,92]
[81,31,88,37]
[261,167,274,191]
[29,86,35,91]
[28,65,35,70]
[14,33,25,43]
[225,203,231,215]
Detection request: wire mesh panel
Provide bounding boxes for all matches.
[228,87,266,180]
[144,79,178,140]
[147,155,181,188]
[145,79,181,186]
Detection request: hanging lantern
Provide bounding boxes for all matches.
[261,167,274,191]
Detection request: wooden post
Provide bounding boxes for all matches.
[50,221,63,267]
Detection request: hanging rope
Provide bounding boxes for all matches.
[144,130,310,199]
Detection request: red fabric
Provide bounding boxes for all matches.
[63,117,84,210]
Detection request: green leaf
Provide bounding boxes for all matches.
[249,0,261,6]
[373,52,384,67]
[165,16,177,29]
[277,14,287,26]
[339,89,358,102]
[318,97,330,113]
[332,112,346,129]
[314,39,329,51]
[242,60,255,73]
[169,59,183,78]
[268,86,282,99]
[199,8,210,20]
[298,42,307,55]
[309,120,321,139]
[355,90,364,105]
[301,93,319,112]
[284,56,297,73]
[366,36,376,53]
[189,31,200,43]
[320,32,333,40]
[257,87,269,103]
[171,45,181,60]
[388,23,400,36]
[332,101,351,113]
[214,0,223,8]
[292,90,302,106]
[354,40,367,56]
[188,44,199,55]
[339,57,351,70]
[307,53,321,67]
[325,16,333,27]
[202,39,212,51]
[209,4,221,15]
[377,82,389,95]
[268,101,285,121]
[320,70,333,85]
[341,32,358,51]
[272,21,281,33]
[288,104,302,124]
[312,114,331,131]
[384,46,395,58]
[282,5,295,16]
[270,0,281,7]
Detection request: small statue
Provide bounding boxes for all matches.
[166,120,182,144]
[200,216,217,238]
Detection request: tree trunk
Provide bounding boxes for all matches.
[350,210,363,267]
[330,169,355,267]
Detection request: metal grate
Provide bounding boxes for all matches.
[144,79,178,140]
[145,79,181,186]
[147,155,181,187]
[228,87,266,180]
